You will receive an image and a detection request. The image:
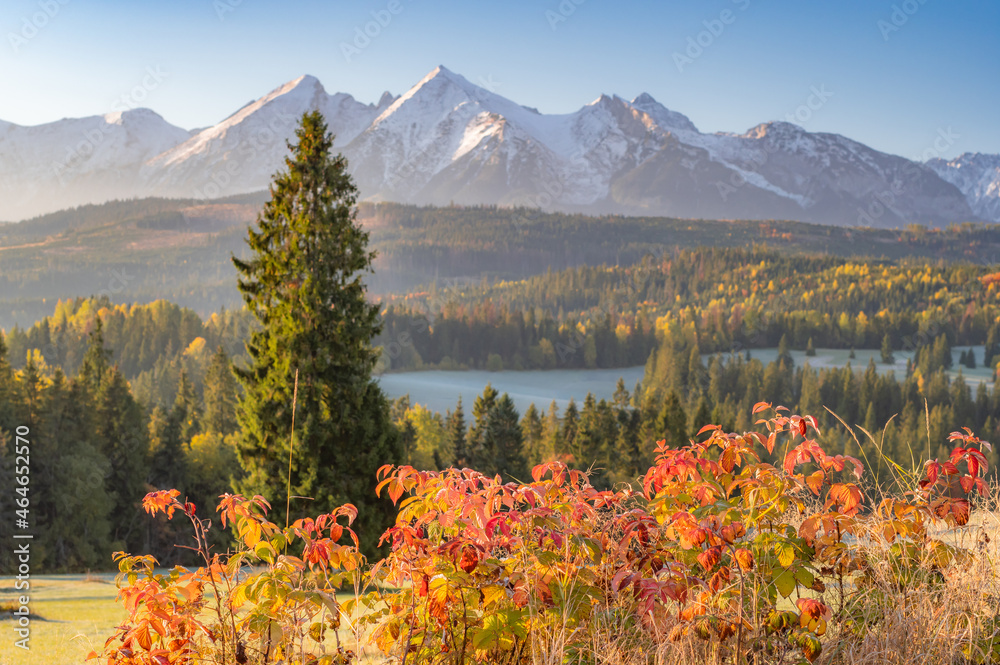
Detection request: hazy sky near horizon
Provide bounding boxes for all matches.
[2,0,997,161]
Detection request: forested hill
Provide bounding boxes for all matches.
[4,297,252,411]
[3,196,1000,329]
[376,247,1000,371]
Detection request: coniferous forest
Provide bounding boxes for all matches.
[3,238,1000,572]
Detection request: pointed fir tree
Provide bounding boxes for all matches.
[78,317,112,393]
[231,111,399,553]
[203,346,239,436]
[805,337,816,357]
[482,393,526,481]
[777,334,793,369]
[881,334,895,364]
[94,366,150,551]
[173,369,201,444]
[542,400,561,463]
[467,384,498,470]
[447,397,468,468]
[560,398,580,462]
[520,402,544,468]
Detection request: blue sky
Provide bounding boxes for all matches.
[2,0,997,160]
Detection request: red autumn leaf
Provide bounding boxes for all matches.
[752,401,772,415]
[952,499,970,526]
[924,461,940,486]
[416,574,429,597]
[796,597,830,622]
[458,545,479,574]
[696,546,722,572]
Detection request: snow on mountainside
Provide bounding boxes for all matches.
[0,109,190,221]
[927,153,1000,223]
[144,75,396,199]
[0,66,983,226]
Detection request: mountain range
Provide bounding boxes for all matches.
[1,65,997,226]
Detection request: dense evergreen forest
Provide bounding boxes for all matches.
[377,247,1000,370]
[3,246,1000,571]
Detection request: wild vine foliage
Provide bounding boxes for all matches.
[90,489,364,665]
[95,405,996,664]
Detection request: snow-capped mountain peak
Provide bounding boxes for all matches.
[928,152,1000,223]
[629,92,698,134]
[0,66,986,226]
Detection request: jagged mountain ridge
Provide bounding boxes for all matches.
[0,66,989,226]
[927,153,1000,224]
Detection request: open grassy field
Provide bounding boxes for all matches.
[0,574,123,665]
[0,572,389,665]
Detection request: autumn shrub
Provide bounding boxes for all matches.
[90,490,364,665]
[92,404,998,665]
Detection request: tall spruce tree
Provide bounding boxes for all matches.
[482,393,527,481]
[232,111,399,553]
[203,346,239,436]
[447,397,468,468]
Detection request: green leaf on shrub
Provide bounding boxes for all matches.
[775,541,795,568]
[773,569,796,598]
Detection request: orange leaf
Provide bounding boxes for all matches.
[796,597,830,622]
[805,471,824,496]
[696,546,722,572]
[142,490,180,518]
[734,548,754,571]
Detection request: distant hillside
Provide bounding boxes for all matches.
[1,197,999,330]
